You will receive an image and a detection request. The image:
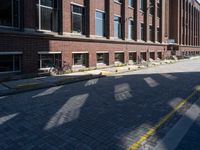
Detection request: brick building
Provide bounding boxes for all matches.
[0,0,199,75]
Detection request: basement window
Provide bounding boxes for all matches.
[73,53,88,67]
[0,53,22,73]
[115,52,124,63]
[38,53,61,69]
[97,53,109,65]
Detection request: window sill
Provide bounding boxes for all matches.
[113,37,123,40]
[39,68,52,71]
[147,40,154,43]
[92,35,107,39]
[0,71,21,74]
[97,63,107,66]
[114,1,122,5]
[128,6,134,9]
[137,39,145,43]
[35,29,59,35]
[64,32,86,38]
[114,61,124,65]
[72,65,87,69]
[0,25,20,30]
[127,38,135,41]
[140,10,145,13]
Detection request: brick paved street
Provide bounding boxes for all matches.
[0,59,200,150]
[175,115,200,150]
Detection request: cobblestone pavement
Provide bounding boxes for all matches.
[175,115,200,150]
[0,59,200,150]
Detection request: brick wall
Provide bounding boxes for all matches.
[0,0,200,75]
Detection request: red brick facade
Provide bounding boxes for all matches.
[0,0,200,75]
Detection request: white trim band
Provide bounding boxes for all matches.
[71,2,84,7]
[72,51,88,54]
[96,51,109,53]
[38,51,61,54]
[0,52,23,55]
[115,51,124,53]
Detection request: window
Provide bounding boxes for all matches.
[140,0,145,11]
[149,25,153,41]
[97,53,108,65]
[128,18,134,40]
[140,52,147,61]
[150,52,155,60]
[129,52,137,62]
[71,5,85,34]
[38,53,61,69]
[0,54,21,73]
[115,52,124,63]
[96,11,105,36]
[128,0,134,7]
[157,27,160,42]
[157,52,162,59]
[38,0,58,31]
[73,53,88,66]
[157,0,160,18]
[149,0,154,15]
[0,0,20,27]
[114,16,122,38]
[141,23,145,41]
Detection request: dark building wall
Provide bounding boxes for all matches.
[0,32,167,74]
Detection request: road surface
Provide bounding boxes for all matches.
[0,59,200,150]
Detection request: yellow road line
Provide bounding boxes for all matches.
[128,89,198,150]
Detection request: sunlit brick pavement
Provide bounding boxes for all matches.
[0,59,200,150]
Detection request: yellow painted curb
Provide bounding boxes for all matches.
[128,89,198,150]
[100,71,113,76]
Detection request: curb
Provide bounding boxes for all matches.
[0,75,104,96]
[0,58,198,97]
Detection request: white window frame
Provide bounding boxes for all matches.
[38,51,62,70]
[128,18,134,40]
[95,10,105,37]
[114,15,122,39]
[72,52,88,67]
[38,0,57,32]
[71,3,86,34]
[96,52,109,65]
[114,51,124,63]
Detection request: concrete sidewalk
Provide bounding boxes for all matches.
[0,72,102,96]
[0,57,197,96]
